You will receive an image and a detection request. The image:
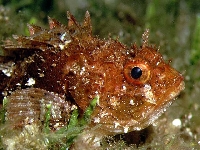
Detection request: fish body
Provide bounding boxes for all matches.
[0,11,184,134]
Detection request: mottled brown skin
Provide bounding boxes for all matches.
[0,11,184,134]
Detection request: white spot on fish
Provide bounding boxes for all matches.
[114,122,120,128]
[93,117,100,123]
[129,99,134,105]
[25,78,35,86]
[124,126,129,133]
[144,84,156,104]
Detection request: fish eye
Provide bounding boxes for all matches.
[131,67,142,79]
[124,58,151,85]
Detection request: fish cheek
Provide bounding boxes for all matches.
[66,64,106,110]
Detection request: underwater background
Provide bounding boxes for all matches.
[0,0,200,149]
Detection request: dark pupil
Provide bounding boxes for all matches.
[131,67,142,79]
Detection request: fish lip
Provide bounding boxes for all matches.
[159,75,185,104]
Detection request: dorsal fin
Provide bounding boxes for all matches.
[48,16,62,29]
[83,11,92,34]
[142,29,149,48]
[27,24,44,35]
[3,11,94,54]
[67,11,80,29]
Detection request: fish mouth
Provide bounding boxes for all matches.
[96,77,185,134]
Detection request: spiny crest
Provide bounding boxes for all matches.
[2,11,93,53]
[27,24,45,36]
[142,29,149,48]
[141,29,159,51]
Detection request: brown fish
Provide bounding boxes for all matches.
[0,11,184,134]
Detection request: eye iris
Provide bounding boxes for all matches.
[131,67,142,79]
